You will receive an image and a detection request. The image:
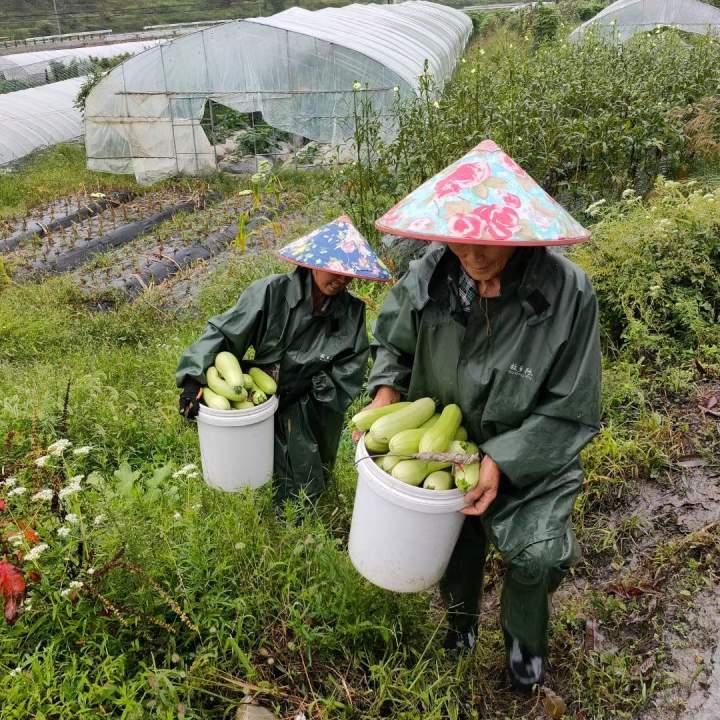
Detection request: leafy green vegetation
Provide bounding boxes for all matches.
[571,181,720,375]
[344,30,720,240]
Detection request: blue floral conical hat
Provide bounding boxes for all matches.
[279,215,392,281]
[375,140,590,246]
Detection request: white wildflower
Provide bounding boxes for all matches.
[393,85,400,93]
[73,446,92,456]
[32,488,54,502]
[69,580,83,590]
[173,511,182,520]
[585,198,607,217]
[65,513,79,525]
[57,526,71,538]
[59,475,83,499]
[470,67,476,74]
[87,567,96,576]
[352,81,362,90]
[433,101,440,109]
[9,486,26,497]
[60,588,72,598]
[234,542,246,551]
[186,472,199,480]
[3,476,17,487]
[621,188,636,199]
[48,439,72,456]
[34,455,50,467]
[10,536,23,547]
[93,514,106,526]
[9,667,21,677]
[461,57,466,64]
[479,49,486,56]
[25,543,49,562]
[173,464,197,479]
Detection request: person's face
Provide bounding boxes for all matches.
[447,243,515,282]
[311,269,352,296]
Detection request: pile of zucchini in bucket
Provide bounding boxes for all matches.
[201,352,277,411]
[353,399,480,492]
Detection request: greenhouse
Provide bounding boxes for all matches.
[84,0,472,184]
[0,40,160,88]
[570,0,720,42]
[0,77,84,166]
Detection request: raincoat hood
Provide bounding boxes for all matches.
[279,215,392,281]
[375,140,590,247]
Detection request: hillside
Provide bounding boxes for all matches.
[0,0,333,39]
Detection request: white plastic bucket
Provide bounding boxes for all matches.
[348,437,466,593]
[196,395,278,492]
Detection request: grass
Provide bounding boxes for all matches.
[0,145,141,220]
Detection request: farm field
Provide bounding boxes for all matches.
[1,14,720,720]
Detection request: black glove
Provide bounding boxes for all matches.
[179,378,202,419]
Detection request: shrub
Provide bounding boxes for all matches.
[570,181,720,373]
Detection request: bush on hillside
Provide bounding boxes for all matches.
[570,181,720,374]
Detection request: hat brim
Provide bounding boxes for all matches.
[279,254,393,282]
[374,220,590,246]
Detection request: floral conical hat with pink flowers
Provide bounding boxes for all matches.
[278,214,392,281]
[375,140,590,246]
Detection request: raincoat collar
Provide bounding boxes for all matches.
[414,245,556,324]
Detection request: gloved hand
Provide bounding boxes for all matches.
[179,378,202,419]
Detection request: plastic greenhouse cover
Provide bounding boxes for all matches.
[570,0,720,42]
[0,40,161,83]
[0,77,85,166]
[84,1,472,184]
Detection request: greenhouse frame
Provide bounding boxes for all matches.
[84,1,472,184]
[570,0,720,42]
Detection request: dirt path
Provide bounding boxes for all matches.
[630,383,720,719]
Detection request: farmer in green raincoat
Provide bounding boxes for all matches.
[365,141,601,692]
[177,215,391,503]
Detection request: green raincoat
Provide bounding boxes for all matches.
[368,244,601,655]
[177,267,369,502]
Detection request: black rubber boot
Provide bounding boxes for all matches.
[506,634,544,694]
[443,624,477,654]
